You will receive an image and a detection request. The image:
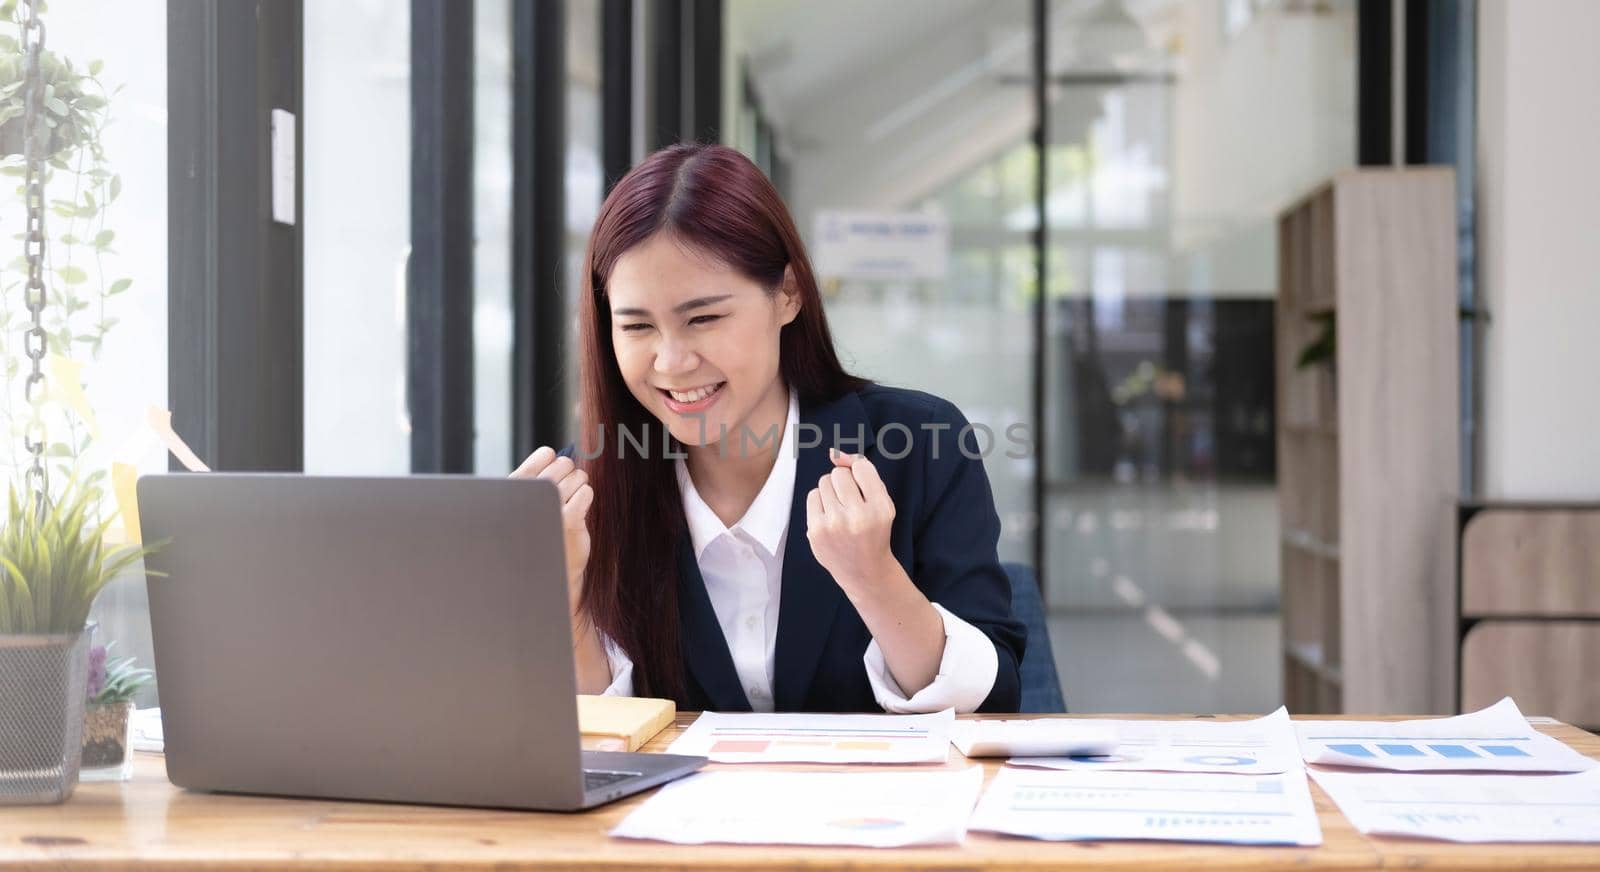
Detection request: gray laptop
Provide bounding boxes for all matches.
[137,473,704,811]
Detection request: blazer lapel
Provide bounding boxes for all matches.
[772,390,876,711]
[676,533,753,711]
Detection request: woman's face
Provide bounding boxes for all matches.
[607,232,800,451]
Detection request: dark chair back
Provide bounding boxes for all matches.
[1002,561,1066,713]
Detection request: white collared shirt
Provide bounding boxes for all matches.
[599,389,1000,713]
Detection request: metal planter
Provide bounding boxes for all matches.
[0,629,91,804]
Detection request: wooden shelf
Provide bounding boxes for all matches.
[1276,169,1459,715]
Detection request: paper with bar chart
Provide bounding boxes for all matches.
[610,766,985,847]
[1006,708,1299,774]
[970,765,1323,846]
[1295,697,1597,772]
[1310,768,1600,842]
[667,709,953,763]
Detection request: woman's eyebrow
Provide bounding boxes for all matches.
[612,294,733,317]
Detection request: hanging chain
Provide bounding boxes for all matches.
[19,0,49,509]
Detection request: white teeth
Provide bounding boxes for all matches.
[669,383,721,403]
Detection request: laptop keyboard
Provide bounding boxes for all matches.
[584,769,641,791]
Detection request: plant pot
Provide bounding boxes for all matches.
[0,629,92,804]
[80,700,134,782]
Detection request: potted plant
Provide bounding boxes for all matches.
[0,480,159,804]
[79,638,152,781]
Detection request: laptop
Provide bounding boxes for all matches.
[137,473,705,811]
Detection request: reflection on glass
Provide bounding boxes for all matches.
[730,0,1356,715]
[1044,0,1354,713]
[729,0,1039,566]
[564,0,602,439]
[476,0,513,475]
[304,1,410,474]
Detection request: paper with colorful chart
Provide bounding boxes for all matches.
[666,709,953,764]
[1295,697,1597,772]
[1005,707,1299,774]
[609,766,984,847]
[970,765,1323,846]
[1310,768,1600,842]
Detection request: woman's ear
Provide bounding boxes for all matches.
[777,265,802,326]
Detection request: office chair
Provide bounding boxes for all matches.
[1002,562,1067,713]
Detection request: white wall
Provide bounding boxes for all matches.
[1479,0,1600,498]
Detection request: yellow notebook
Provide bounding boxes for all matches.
[577,695,676,752]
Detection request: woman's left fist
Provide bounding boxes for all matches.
[805,448,897,595]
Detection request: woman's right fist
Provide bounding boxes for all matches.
[511,446,593,608]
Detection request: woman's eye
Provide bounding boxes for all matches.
[619,323,652,332]
[689,314,723,326]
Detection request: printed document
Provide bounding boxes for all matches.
[610,766,985,847]
[667,709,953,764]
[1310,767,1600,842]
[970,765,1323,846]
[1007,708,1300,774]
[1295,698,1596,772]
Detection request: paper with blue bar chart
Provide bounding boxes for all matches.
[667,709,952,763]
[970,765,1323,846]
[1295,697,1597,772]
[1310,768,1600,842]
[1006,708,1300,774]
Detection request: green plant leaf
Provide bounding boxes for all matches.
[109,174,121,201]
[58,265,88,285]
[89,59,104,76]
[108,278,131,295]
[93,229,114,248]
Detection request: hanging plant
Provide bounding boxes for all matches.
[0,2,133,493]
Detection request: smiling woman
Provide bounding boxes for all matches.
[512,143,1025,715]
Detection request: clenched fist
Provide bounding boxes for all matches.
[805,448,898,597]
[511,446,593,610]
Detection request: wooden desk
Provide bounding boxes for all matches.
[4,714,1598,870]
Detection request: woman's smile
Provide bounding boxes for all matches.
[659,380,727,414]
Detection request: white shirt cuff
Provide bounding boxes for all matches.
[863,602,999,714]
[598,631,635,697]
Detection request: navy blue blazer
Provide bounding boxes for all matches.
[572,384,1026,713]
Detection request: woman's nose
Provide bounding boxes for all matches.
[653,335,699,375]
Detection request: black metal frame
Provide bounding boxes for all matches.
[1031,0,1048,588]
[511,0,568,459]
[1408,0,1480,498]
[602,0,634,193]
[649,0,682,148]
[689,0,722,143]
[409,0,476,474]
[168,0,304,472]
[1357,0,1393,165]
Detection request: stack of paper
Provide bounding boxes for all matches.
[667,710,953,764]
[611,767,985,847]
[1295,698,1597,772]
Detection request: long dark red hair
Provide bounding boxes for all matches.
[576,143,868,702]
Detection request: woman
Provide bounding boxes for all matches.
[514,143,1024,713]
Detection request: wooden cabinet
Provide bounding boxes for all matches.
[1276,169,1459,714]
[1458,504,1600,729]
